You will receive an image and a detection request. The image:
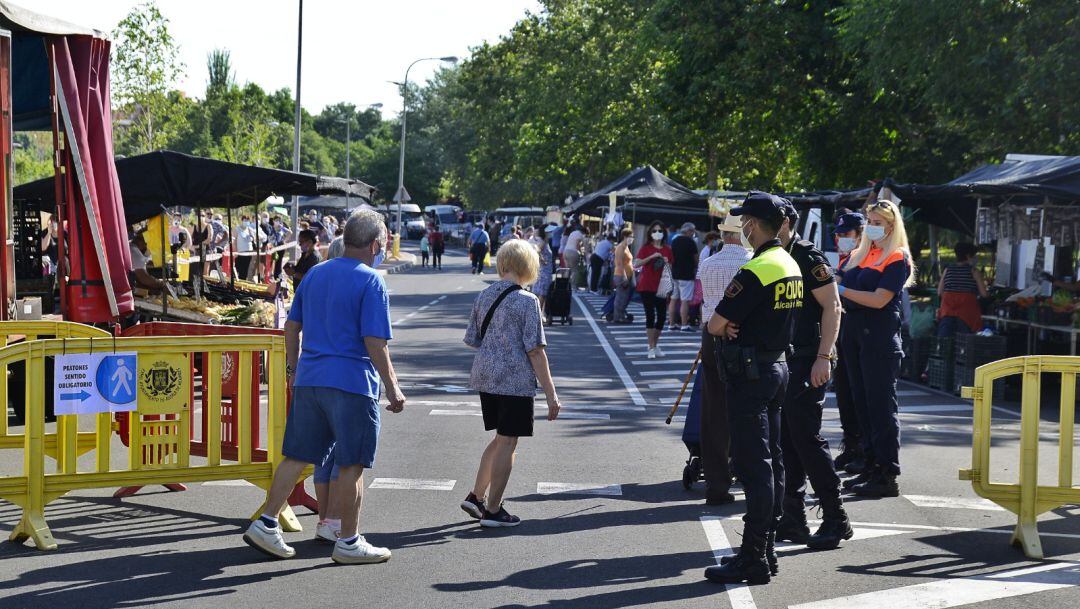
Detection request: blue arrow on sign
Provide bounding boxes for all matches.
[60,390,92,402]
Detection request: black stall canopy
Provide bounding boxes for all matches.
[14,150,377,224]
[564,165,708,221]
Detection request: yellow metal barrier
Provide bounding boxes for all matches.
[959,355,1080,559]
[0,321,112,451]
[0,335,298,550]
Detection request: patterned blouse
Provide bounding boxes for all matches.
[464,280,547,397]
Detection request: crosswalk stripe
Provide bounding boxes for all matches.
[904,495,1006,511]
[625,350,698,357]
[536,482,622,496]
[555,413,610,420]
[429,410,481,416]
[632,359,696,366]
[369,478,457,491]
[647,382,686,390]
[638,370,696,377]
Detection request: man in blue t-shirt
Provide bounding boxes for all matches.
[243,208,406,566]
[468,223,491,275]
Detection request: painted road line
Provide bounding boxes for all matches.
[536,482,623,496]
[648,382,687,390]
[773,526,910,553]
[824,404,971,414]
[202,480,256,487]
[369,478,457,491]
[625,350,699,357]
[904,494,1007,511]
[825,390,931,398]
[572,294,647,406]
[700,517,758,609]
[788,560,1078,609]
[555,413,611,420]
[544,404,645,412]
[638,370,696,377]
[429,410,482,416]
[632,359,696,366]
[418,305,430,311]
[409,400,481,407]
[671,415,686,423]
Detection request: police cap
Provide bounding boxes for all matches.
[833,212,866,235]
[730,191,787,222]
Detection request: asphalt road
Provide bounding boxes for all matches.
[0,247,1077,609]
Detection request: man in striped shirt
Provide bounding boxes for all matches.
[696,214,751,505]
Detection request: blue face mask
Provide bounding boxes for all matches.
[372,251,385,268]
[865,225,887,242]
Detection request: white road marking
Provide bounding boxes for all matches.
[429,410,482,416]
[825,390,930,398]
[788,560,1078,609]
[537,482,623,496]
[418,305,430,311]
[555,413,611,420]
[625,350,699,357]
[540,404,646,412]
[632,359,696,366]
[638,370,697,377]
[700,517,758,609]
[572,294,647,406]
[369,478,457,491]
[904,494,1006,511]
[455,286,464,290]
[202,480,255,487]
[671,415,686,423]
[408,400,481,407]
[773,526,911,553]
[648,382,688,390]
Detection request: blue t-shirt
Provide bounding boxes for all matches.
[470,228,490,245]
[287,257,392,399]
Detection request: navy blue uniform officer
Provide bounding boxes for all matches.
[704,192,803,586]
[774,203,853,551]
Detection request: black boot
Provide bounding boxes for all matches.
[852,472,899,498]
[719,529,779,576]
[842,455,866,475]
[705,530,771,585]
[841,462,874,490]
[834,443,863,471]
[774,497,811,544]
[806,496,853,550]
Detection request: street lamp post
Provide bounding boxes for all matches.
[395,55,457,240]
[290,0,304,255]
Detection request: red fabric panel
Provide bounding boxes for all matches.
[50,35,134,321]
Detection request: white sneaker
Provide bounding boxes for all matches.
[243,520,295,559]
[647,348,656,360]
[332,535,392,564]
[655,346,665,358]
[315,521,339,543]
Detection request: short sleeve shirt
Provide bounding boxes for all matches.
[670,235,699,280]
[470,228,490,245]
[635,243,673,293]
[787,238,834,348]
[288,257,393,399]
[714,240,803,352]
[464,280,547,397]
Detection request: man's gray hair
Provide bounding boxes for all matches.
[344,208,388,249]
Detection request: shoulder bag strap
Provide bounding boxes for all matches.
[480,285,523,342]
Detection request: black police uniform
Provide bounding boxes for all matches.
[776,237,849,547]
[707,237,802,583]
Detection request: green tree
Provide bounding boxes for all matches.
[111,1,187,155]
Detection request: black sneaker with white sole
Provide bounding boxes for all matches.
[461,493,486,519]
[480,507,521,528]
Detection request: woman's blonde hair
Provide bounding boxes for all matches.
[848,199,917,287]
[496,238,540,285]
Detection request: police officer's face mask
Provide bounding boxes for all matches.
[836,236,857,253]
[740,220,755,250]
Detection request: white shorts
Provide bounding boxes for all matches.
[672,279,695,301]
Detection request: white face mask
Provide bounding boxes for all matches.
[836,237,857,253]
[740,220,754,250]
[651,231,664,242]
[865,225,887,242]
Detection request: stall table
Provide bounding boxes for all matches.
[982,315,1080,356]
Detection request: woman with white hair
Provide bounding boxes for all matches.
[836,200,915,498]
[460,239,561,527]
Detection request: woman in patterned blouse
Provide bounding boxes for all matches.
[460,239,562,528]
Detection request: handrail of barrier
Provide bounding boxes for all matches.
[0,335,296,550]
[959,355,1080,559]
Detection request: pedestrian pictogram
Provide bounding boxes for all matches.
[97,355,137,404]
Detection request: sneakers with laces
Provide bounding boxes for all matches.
[680,325,694,332]
[647,348,656,359]
[332,535,392,564]
[315,521,340,543]
[480,506,521,528]
[243,520,295,559]
[461,493,486,519]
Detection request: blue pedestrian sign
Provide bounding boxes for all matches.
[54,352,139,415]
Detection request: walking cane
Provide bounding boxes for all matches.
[665,350,702,425]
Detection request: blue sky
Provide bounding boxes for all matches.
[31,0,541,115]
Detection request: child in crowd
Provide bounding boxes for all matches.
[420,231,430,267]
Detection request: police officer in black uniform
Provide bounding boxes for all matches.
[774,203,853,550]
[704,193,802,586]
